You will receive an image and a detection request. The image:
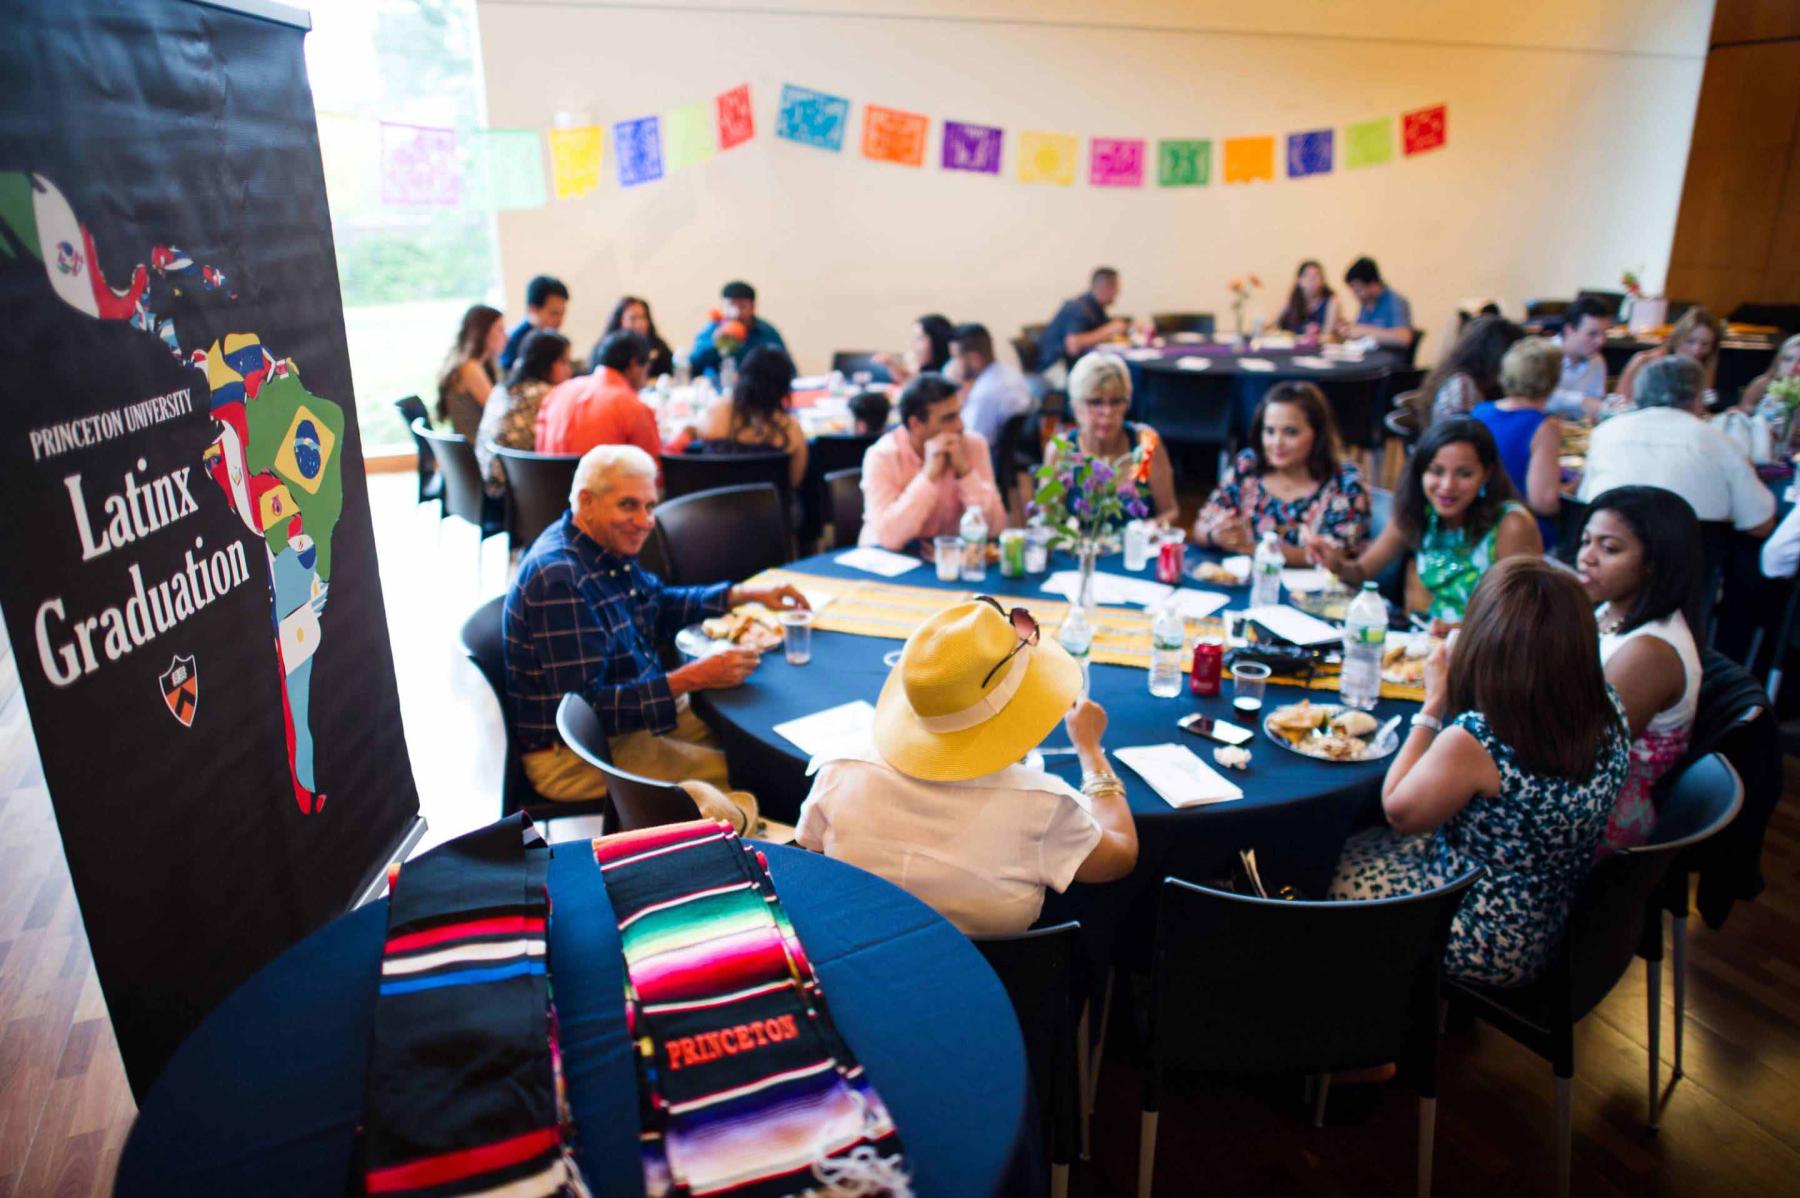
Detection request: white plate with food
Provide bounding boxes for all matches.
[1381,632,1433,686]
[675,606,785,658]
[1262,700,1398,763]
[1191,556,1250,587]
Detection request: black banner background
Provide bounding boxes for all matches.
[0,0,418,1093]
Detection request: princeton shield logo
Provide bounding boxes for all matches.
[159,655,198,727]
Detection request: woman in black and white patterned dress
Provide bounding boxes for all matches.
[1328,557,1630,987]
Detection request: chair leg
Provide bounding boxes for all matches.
[1084,969,1116,1147]
[1646,956,1662,1132]
[1050,1163,1069,1198]
[1417,1095,1437,1198]
[1672,915,1688,1080]
[1136,1110,1159,1198]
[1075,1000,1092,1161]
[1312,1073,1332,1128]
[1554,1073,1572,1198]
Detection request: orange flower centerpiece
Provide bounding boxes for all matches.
[1228,274,1263,337]
[709,307,749,357]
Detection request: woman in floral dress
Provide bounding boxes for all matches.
[1191,382,1369,564]
[1329,558,1631,986]
[475,329,571,496]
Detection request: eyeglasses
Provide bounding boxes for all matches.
[974,595,1040,687]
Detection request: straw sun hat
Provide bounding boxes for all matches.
[873,599,1082,782]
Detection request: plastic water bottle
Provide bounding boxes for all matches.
[1148,601,1185,698]
[959,504,989,582]
[1058,605,1094,695]
[1249,531,1283,608]
[1123,520,1152,571]
[1340,582,1387,711]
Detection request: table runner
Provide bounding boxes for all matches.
[751,567,1426,701]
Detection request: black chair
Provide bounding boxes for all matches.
[654,483,789,587]
[1150,312,1214,336]
[1443,753,1741,1197]
[1139,870,1480,1198]
[1696,519,1733,641]
[828,351,895,383]
[494,446,579,555]
[395,396,442,508]
[1727,302,1800,333]
[1524,298,1572,323]
[825,468,864,548]
[555,693,701,831]
[973,922,1082,1198]
[1761,572,1800,702]
[414,419,504,544]
[1327,376,1389,451]
[457,597,609,826]
[1010,333,1040,375]
[1400,327,1425,367]
[662,448,793,503]
[800,433,877,549]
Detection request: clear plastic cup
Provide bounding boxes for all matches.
[1232,661,1270,717]
[780,610,814,666]
[933,536,962,582]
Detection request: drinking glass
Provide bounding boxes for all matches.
[780,610,814,666]
[933,536,962,582]
[1231,662,1270,716]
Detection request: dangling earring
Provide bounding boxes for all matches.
[1478,483,1487,498]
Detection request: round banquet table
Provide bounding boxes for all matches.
[696,551,1415,913]
[115,844,1031,1198]
[1118,341,1406,457]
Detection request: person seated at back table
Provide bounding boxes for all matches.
[797,598,1138,935]
[1192,381,1369,564]
[1472,336,1565,549]
[535,330,662,472]
[692,344,808,490]
[688,279,786,382]
[1036,266,1130,373]
[1333,256,1415,350]
[476,328,571,496]
[848,389,891,436]
[1309,417,1541,623]
[1328,557,1631,987]
[1547,295,1614,420]
[436,303,503,441]
[503,444,807,799]
[872,313,954,386]
[859,373,1008,550]
[1573,486,1703,855]
[950,321,1033,445]
[1417,314,1522,425]
[1044,352,1178,525]
[1576,356,1774,538]
[1274,259,1339,338]
[1737,332,1800,415]
[1614,306,1723,410]
[500,275,569,373]
[598,294,675,380]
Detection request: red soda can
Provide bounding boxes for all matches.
[1157,537,1185,584]
[1190,638,1223,696]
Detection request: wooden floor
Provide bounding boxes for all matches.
[0,471,1795,1196]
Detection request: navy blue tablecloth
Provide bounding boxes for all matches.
[116,844,1030,1197]
[699,551,1412,900]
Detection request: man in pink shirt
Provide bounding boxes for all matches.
[860,374,1008,549]
[535,330,661,466]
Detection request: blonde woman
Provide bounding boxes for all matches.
[1045,352,1178,525]
[1615,307,1723,407]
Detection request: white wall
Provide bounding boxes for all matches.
[474,0,1712,372]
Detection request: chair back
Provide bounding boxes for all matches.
[1727,301,1800,333]
[457,596,542,819]
[1327,376,1388,450]
[973,921,1081,1166]
[992,411,1033,484]
[828,352,894,383]
[655,483,789,586]
[662,448,793,504]
[555,693,701,831]
[1524,298,1572,322]
[1010,334,1039,375]
[396,396,438,503]
[495,446,579,554]
[1150,312,1215,336]
[1400,328,1425,367]
[800,433,879,548]
[1150,870,1479,1081]
[826,469,864,548]
[414,419,489,528]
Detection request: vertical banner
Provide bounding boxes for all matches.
[1222,136,1276,183]
[1286,129,1333,178]
[1089,138,1146,188]
[861,105,929,167]
[1343,117,1394,168]
[548,125,605,198]
[1017,131,1078,185]
[775,84,850,151]
[941,120,1003,175]
[715,84,755,150]
[0,0,420,1094]
[1403,104,1448,155]
[1157,139,1211,187]
[613,115,664,186]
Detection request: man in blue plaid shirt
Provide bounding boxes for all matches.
[504,445,808,799]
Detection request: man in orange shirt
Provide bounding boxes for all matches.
[536,331,661,466]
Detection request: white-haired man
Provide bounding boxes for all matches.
[503,444,807,798]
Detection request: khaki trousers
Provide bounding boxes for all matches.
[522,698,730,801]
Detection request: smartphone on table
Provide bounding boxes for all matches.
[1178,712,1255,746]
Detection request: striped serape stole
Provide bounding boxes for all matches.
[363,815,588,1197]
[594,820,910,1197]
